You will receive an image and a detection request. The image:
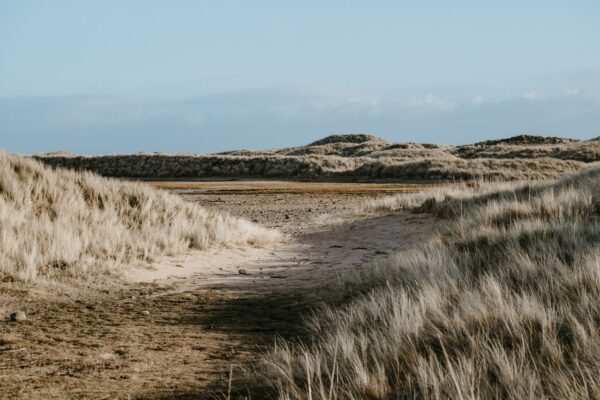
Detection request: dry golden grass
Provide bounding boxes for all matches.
[0,152,280,284]
[264,167,600,399]
[36,134,597,181]
[358,180,522,215]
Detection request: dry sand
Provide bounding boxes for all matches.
[0,181,435,399]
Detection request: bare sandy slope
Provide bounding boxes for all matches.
[0,182,434,399]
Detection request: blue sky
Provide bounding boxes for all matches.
[1,1,600,154]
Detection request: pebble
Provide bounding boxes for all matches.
[238,269,249,275]
[141,310,150,316]
[10,311,27,322]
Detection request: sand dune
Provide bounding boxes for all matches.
[0,152,280,284]
[36,133,598,181]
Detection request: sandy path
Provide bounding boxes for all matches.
[126,212,433,294]
[117,207,434,398]
[0,182,435,399]
[127,180,434,292]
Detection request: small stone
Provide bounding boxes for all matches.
[10,311,27,322]
[284,214,291,220]
[141,310,150,316]
[238,269,249,275]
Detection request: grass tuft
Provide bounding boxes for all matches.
[0,152,280,284]
[263,167,600,399]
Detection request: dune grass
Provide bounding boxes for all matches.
[0,152,280,284]
[37,134,594,181]
[357,180,520,215]
[263,167,600,399]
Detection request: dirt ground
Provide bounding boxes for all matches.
[0,181,435,399]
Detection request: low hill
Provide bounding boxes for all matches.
[307,133,389,146]
[470,134,580,146]
[36,134,600,181]
[0,152,279,284]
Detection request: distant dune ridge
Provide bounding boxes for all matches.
[0,152,280,283]
[265,166,600,399]
[36,134,599,180]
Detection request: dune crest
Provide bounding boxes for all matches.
[0,152,280,283]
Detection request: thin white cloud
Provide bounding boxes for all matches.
[522,90,542,100]
[408,93,458,111]
[471,95,484,105]
[1,87,599,154]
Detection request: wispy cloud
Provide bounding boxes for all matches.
[1,87,599,154]
[522,90,542,100]
[408,93,458,111]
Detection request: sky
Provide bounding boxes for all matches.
[1,1,600,154]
